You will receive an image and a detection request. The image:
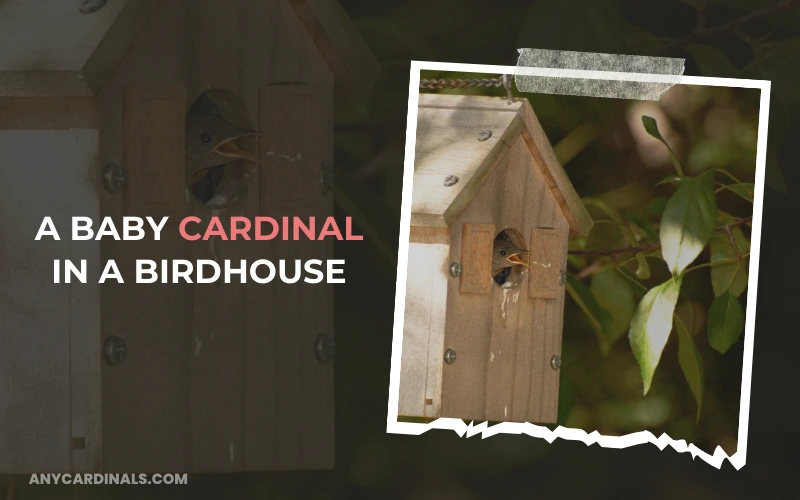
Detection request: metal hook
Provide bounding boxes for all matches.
[502,74,515,105]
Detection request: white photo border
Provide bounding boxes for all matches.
[386,60,771,470]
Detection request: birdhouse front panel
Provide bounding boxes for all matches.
[399,94,592,425]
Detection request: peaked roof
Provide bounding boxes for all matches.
[411,93,593,237]
[0,0,379,97]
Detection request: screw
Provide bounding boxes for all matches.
[103,336,127,366]
[102,163,127,193]
[550,355,562,370]
[477,130,492,141]
[444,349,457,364]
[78,0,108,14]
[443,175,459,187]
[449,262,462,277]
[559,270,567,285]
[314,333,336,363]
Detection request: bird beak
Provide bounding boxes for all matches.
[507,252,530,268]
[212,130,260,164]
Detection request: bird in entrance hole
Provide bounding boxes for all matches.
[185,93,260,206]
[491,238,530,282]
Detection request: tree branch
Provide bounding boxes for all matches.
[569,216,752,256]
[653,0,800,55]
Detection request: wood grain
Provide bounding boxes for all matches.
[398,241,450,418]
[122,83,187,220]
[528,228,564,300]
[244,82,334,471]
[0,98,97,129]
[411,98,523,228]
[439,135,569,424]
[99,0,193,472]
[0,71,94,97]
[287,0,380,95]
[459,223,495,295]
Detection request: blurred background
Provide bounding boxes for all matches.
[4,0,800,498]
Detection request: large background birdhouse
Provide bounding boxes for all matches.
[0,0,377,474]
[399,94,593,424]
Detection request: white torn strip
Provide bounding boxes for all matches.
[515,49,684,101]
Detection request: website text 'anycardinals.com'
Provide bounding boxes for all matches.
[29,473,188,485]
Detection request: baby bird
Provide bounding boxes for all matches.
[185,94,260,204]
[491,239,530,278]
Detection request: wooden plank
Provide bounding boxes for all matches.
[529,228,564,300]
[398,241,450,418]
[409,226,450,245]
[518,101,593,237]
[411,99,523,228]
[0,71,94,97]
[244,82,333,470]
[82,0,160,94]
[122,83,187,220]
[459,223,495,295]
[440,136,568,423]
[418,93,522,112]
[286,0,380,95]
[68,132,103,473]
[0,130,99,473]
[185,0,247,473]
[0,98,98,129]
[99,0,193,472]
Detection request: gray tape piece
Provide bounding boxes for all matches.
[515,49,685,101]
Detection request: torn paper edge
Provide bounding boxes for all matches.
[386,59,771,471]
[515,48,685,100]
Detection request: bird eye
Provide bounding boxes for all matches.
[200,133,212,143]
[500,250,507,256]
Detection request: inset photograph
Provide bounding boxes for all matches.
[389,62,767,464]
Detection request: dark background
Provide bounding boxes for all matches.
[4,0,800,498]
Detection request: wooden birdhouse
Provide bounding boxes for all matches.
[399,94,593,424]
[0,0,377,474]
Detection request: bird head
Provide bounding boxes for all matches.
[491,239,530,278]
[185,94,260,189]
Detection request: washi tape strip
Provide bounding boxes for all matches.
[515,48,685,101]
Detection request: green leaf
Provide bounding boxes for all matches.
[635,254,651,280]
[684,44,738,78]
[642,116,683,176]
[709,228,750,297]
[718,182,755,202]
[628,275,683,395]
[566,275,613,350]
[708,291,745,354]
[675,314,704,422]
[591,268,635,350]
[656,174,689,187]
[659,169,718,276]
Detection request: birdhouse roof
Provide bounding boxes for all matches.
[411,94,593,237]
[0,0,379,97]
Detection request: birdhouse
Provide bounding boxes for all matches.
[0,0,377,473]
[399,94,593,424]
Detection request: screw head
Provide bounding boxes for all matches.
[443,175,459,187]
[477,130,493,141]
[550,355,562,370]
[78,0,108,14]
[444,349,457,365]
[102,163,127,193]
[314,333,336,363]
[103,336,127,366]
[449,262,462,277]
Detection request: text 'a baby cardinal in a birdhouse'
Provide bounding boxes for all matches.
[185,93,260,208]
[492,238,530,284]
